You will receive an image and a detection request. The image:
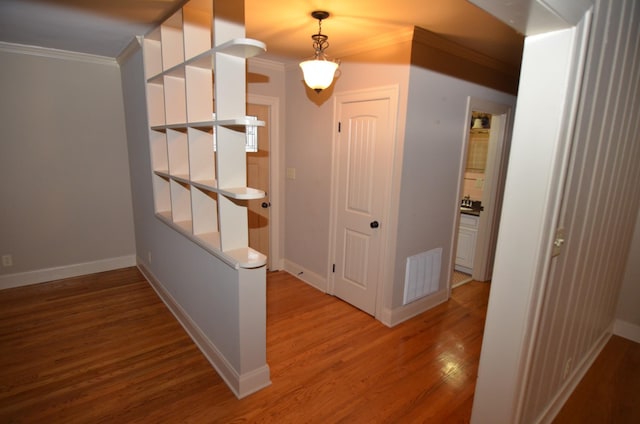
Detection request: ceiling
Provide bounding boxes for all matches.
[0,0,524,68]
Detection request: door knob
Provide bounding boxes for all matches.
[261,202,270,208]
[370,221,379,229]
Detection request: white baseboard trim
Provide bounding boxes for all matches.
[0,255,137,290]
[283,259,327,292]
[536,330,611,424]
[613,319,640,343]
[137,261,271,399]
[378,289,449,327]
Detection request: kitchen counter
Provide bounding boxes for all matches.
[461,207,481,216]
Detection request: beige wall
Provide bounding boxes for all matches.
[0,47,135,286]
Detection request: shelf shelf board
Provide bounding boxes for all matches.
[146,38,266,83]
[171,173,190,184]
[224,247,267,269]
[196,231,221,251]
[218,187,265,200]
[174,219,193,233]
[156,210,173,223]
[154,170,171,179]
[151,117,265,133]
[191,179,218,192]
[216,38,266,58]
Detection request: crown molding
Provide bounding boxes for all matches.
[248,56,286,72]
[338,26,415,59]
[0,41,117,66]
[117,36,143,65]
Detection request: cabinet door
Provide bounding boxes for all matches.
[456,227,477,270]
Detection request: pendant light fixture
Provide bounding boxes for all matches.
[299,11,339,93]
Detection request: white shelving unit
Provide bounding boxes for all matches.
[143,0,267,269]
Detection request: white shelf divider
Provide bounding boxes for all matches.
[143,0,266,270]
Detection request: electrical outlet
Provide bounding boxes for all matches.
[2,254,13,267]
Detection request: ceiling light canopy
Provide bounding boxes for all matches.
[299,11,339,93]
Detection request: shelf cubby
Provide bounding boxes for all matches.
[143,27,162,79]
[170,179,192,229]
[149,130,168,173]
[163,76,187,125]
[161,10,184,70]
[188,127,215,184]
[152,174,172,217]
[166,129,189,180]
[192,186,219,238]
[185,65,213,123]
[146,83,166,127]
[183,0,212,60]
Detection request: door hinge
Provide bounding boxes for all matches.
[338,122,341,132]
[332,264,336,273]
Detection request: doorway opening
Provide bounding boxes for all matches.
[247,94,282,271]
[452,99,513,286]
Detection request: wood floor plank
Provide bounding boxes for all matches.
[0,267,635,423]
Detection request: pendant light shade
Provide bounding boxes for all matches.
[300,59,339,92]
[299,11,339,93]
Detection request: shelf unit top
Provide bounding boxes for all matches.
[147,38,266,84]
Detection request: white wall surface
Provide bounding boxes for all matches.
[0,46,135,285]
[394,65,515,308]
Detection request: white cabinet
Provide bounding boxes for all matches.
[455,213,479,273]
[143,0,266,269]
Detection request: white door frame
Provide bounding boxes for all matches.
[248,94,282,270]
[470,4,593,422]
[327,85,400,319]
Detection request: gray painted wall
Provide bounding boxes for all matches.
[0,48,135,279]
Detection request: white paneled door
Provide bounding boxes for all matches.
[331,94,395,315]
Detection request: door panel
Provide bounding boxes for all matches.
[333,98,393,315]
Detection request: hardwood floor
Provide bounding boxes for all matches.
[0,267,636,423]
[553,335,640,423]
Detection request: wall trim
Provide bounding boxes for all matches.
[340,26,415,59]
[248,56,286,72]
[137,261,271,399]
[0,41,117,66]
[613,319,640,343]
[0,255,137,290]
[378,289,449,327]
[283,259,327,292]
[117,36,142,65]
